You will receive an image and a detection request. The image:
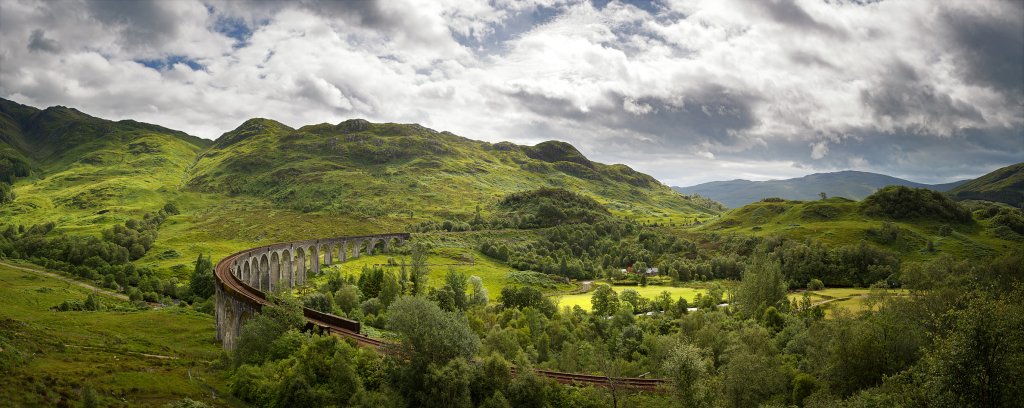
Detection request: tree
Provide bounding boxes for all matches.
[386,296,479,366]
[469,276,488,306]
[807,278,824,291]
[189,254,215,299]
[410,243,430,295]
[619,289,640,311]
[421,358,474,408]
[923,290,1024,407]
[379,271,402,308]
[83,292,102,311]
[387,296,480,405]
[819,192,827,200]
[303,292,335,314]
[591,285,620,316]
[0,182,14,204]
[444,267,469,311]
[234,294,305,366]
[662,343,714,408]
[736,254,787,319]
[335,285,362,314]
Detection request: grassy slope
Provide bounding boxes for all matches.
[0,262,230,407]
[2,101,721,282]
[187,118,721,224]
[0,98,208,237]
[948,162,1024,206]
[699,197,1021,262]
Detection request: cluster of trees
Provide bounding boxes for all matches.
[228,294,640,407]
[0,203,196,304]
[53,292,104,312]
[861,186,972,223]
[0,153,31,184]
[481,219,697,280]
[763,237,901,288]
[226,232,1023,408]
[0,181,13,204]
[478,215,900,289]
[412,188,614,233]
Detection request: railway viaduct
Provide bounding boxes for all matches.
[215,233,408,350]
[214,232,667,392]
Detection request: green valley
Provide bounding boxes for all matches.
[1,98,1022,408]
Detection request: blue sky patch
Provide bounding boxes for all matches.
[136,55,204,71]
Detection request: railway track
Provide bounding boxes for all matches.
[215,240,668,392]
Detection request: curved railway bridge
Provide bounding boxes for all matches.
[214,232,667,392]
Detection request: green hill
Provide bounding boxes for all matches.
[187,118,721,222]
[0,99,210,235]
[0,99,721,283]
[948,162,1024,206]
[701,190,1021,262]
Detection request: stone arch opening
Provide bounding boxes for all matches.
[369,238,387,255]
[259,254,270,292]
[294,247,307,286]
[242,260,252,287]
[269,251,281,292]
[281,249,293,287]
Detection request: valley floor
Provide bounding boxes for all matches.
[0,262,233,407]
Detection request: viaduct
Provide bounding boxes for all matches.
[215,233,408,350]
[214,232,667,392]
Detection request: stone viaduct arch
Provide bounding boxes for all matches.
[216,233,410,350]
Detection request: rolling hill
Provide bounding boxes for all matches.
[0,98,211,235]
[673,170,968,208]
[699,187,1021,262]
[0,98,721,280]
[947,162,1024,206]
[187,117,722,222]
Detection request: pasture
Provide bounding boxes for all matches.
[0,263,230,407]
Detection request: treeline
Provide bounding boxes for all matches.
[861,185,972,222]
[413,188,614,232]
[0,203,189,302]
[480,219,697,280]
[477,217,901,288]
[224,242,1023,408]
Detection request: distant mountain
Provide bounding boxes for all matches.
[673,170,969,208]
[948,163,1024,206]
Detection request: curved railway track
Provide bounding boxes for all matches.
[214,236,668,392]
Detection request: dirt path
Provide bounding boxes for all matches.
[0,259,130,301]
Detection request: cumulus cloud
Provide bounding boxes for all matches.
[0,0,1020,186]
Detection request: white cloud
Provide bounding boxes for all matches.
[0,0,1020,186]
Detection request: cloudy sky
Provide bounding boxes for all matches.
[1,0,1021,186]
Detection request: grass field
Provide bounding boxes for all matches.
[554,285,709,311]
[787,287,911,317]
[306,247,568,300]
[0,263,233,407]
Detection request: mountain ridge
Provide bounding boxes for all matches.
[189,115,722,220]
[947,163,1024,206]
[673,170,971,208]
